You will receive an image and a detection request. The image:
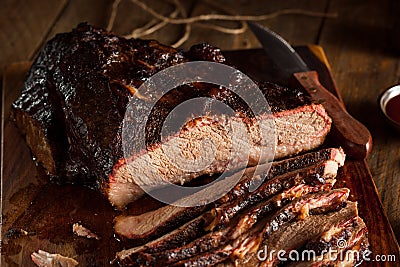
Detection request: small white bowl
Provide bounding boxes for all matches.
[379,85,400,131]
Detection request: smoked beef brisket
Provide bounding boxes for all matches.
[11,23,370,267]
[12,23,332,208]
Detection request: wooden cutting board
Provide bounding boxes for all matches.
[1,47,399,266]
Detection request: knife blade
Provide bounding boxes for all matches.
[248,22,372,159]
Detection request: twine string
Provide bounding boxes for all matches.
[107,0,121,31]
[170,0,191,47]
[107,0,337,47]
[125,0,181,39]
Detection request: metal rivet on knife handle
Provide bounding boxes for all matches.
[309,87,317,93]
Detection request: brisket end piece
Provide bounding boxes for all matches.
[46,23,188,187]
[12,23,188,186]
[11,40,68,177]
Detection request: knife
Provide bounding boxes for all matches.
[248,22,372,159]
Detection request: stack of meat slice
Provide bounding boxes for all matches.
[114,148,369,267]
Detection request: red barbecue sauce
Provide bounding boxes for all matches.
[386,94,400,124]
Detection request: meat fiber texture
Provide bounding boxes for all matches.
[115,189,353,266]
[113,148,345,242]
[114,147,369,267]
[12,23,331,207]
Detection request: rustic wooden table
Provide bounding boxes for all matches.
[1,0,399,259]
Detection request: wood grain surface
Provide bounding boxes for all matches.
[1,0,399,266]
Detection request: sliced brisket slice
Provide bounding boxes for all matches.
[266,147,345,177]
[115,213,208,262]
[114,205,206,241]
[117,189,349,267]
[288,216,368,267]
[208,201,358,267]
[114,148,344,241]
[304,216,366,255]
[222,189,349,266]
[227,183,334,241]
[114,218,210,266]
[109,102,331,208]
[214,147,344,206]
[242,202,360,267]
[204,160,339,231]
